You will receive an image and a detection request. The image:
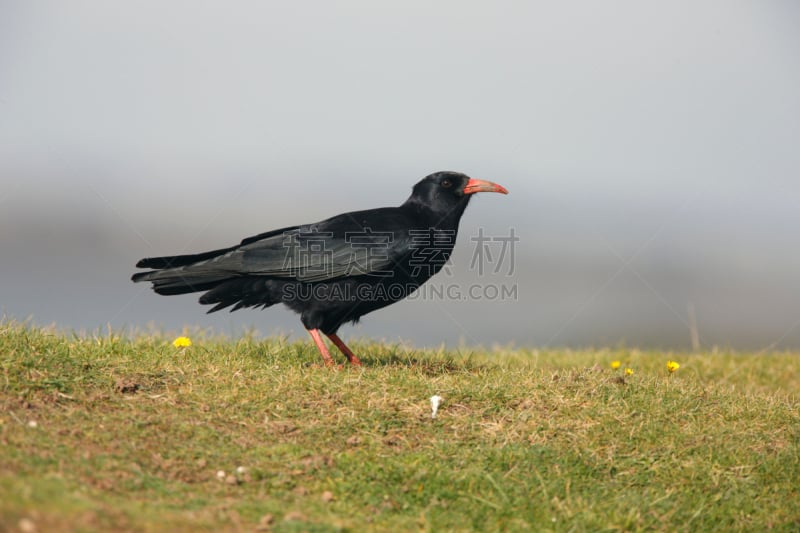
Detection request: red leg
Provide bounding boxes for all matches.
[326,333,362,366]
[307,328,335,366]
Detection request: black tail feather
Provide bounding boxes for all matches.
[133,233,286,312]
[135,245,237,269]
[154,279,224,296]
[199,277,279,313]
[132,243,243,295]
[131,267,231,295]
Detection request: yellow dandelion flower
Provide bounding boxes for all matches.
[666,360,680,373]
[625,367,634,375]
[173,336,192,348]
[610,360,621,370]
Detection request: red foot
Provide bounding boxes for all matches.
[307,329,362,367]
[327,333,362,366]
[307,329,335,366]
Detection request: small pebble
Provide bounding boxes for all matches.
[430,395,443,419]
[27,420,38,428]
[216,470,226,481]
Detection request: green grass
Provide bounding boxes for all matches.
[1,322,799,532]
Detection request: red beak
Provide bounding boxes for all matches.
[463,178,509,195]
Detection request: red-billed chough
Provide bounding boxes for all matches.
[132,171,508,365]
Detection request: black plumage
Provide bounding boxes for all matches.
[132,171,508,365]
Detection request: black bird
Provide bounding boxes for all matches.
[132,171,508,365]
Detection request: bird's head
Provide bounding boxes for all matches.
[406,171,508,222]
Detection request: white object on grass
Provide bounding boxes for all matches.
[430,395,443,419]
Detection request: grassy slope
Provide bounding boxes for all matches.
[1,323,799,532]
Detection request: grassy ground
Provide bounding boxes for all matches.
[1,322,799,532]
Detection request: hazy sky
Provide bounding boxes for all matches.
[1,1,799,349]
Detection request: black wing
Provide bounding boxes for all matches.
[132,207,417,288]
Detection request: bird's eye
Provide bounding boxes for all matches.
[441,178,453,188]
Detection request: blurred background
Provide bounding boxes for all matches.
[1,1,798,350]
